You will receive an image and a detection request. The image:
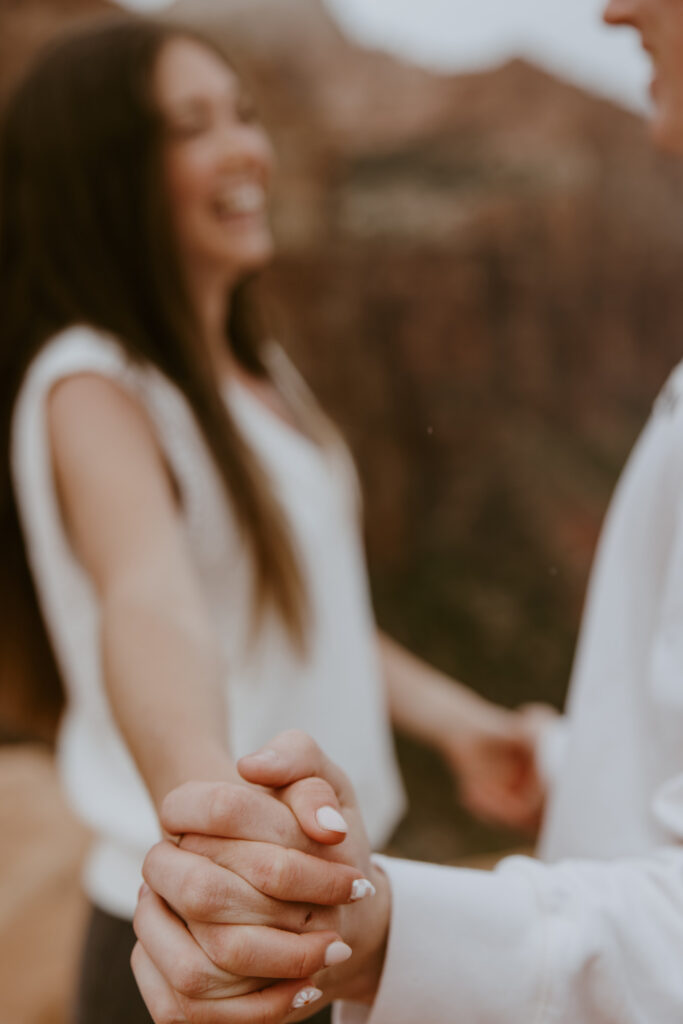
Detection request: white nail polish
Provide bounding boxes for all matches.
[291,986,323,1009]
[315,805,348,833]
[350,878,376,902]
[324,940,353,967]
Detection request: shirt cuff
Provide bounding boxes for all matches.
[336,854,548,1024]
[536,714,569,792]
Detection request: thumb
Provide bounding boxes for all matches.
[238,730,357,846]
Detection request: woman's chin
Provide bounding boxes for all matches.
[218,240,275,280]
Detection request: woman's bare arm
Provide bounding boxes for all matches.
[48,373,237,809]
[378,632,547,829]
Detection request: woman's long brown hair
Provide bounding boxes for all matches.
[0,14,308,741]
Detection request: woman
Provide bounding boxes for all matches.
[0,14,544,1024]
[130,2,683,1022]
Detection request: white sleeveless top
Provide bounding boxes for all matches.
[11,326,406,919]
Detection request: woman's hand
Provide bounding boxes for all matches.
[439,698,557,833]
[132,732,392,1024]
[378,633,553,833]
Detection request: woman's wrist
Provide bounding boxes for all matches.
[426,683,494,757]
[151,743,241,815]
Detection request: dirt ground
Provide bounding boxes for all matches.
[0,746,90,1024]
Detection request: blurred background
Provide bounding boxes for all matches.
[3,0,683,1020]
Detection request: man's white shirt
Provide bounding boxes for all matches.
[338,361,683,1023]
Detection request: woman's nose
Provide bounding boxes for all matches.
[219,123,273,175]
[603,0,641,27]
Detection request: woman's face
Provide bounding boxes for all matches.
[154,37,275,285]
[604,0,683,152]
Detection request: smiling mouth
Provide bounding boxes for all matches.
[212,182,267,218]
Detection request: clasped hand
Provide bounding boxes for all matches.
[132,731,390,1023]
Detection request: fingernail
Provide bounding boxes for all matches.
[245,747,281,765]
[350,878,376,902]
[315,805,348,833]
[324,940,353,967]
[291,986,323,1009]
[138,882,150,899]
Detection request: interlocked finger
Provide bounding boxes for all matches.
[176,981,324,1024]
[189,919,352,980]
[130,940,188,1024]
[132,939,322,1024]
[143,841,332,931]
[179,834,364,904]
[134,885,262,999]
[160,781,316,852]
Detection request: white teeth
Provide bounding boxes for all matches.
[214,183,265,216]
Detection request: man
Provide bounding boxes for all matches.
[132,2,683,1021]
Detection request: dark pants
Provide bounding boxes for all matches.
[73,905,332,1024]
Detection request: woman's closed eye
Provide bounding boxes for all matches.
[166,94,258,141]
[168,120,209,141]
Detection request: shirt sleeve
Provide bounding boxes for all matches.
[535,713,570,793]
[335,841,683,1024]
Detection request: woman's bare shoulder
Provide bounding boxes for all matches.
[47,372,181,590]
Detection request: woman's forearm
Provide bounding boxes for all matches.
[378,632,489,753]
[46,375,239,813]
[101,579,237,811]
